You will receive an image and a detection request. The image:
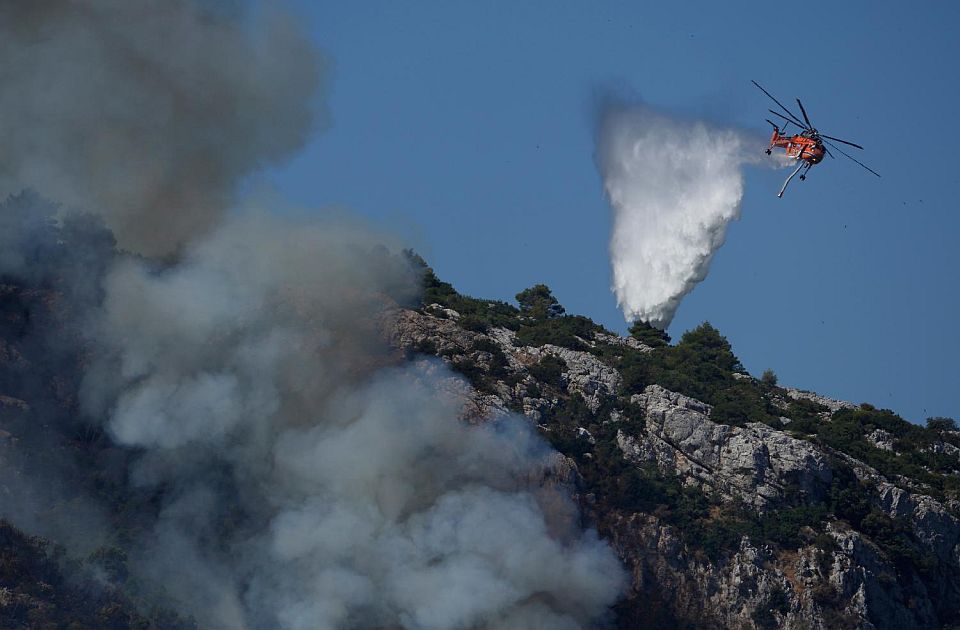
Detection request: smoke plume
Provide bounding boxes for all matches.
[77,210,625,628]
[596,100,769,329]
[0,2,626,627]
[0,0,323,256]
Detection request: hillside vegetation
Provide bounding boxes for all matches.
[408,257,960,629]
[0,216,958,628]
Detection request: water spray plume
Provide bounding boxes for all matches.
[596,100,771,329]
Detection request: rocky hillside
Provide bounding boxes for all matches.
[1,211,958,628]
[384,257,960,629]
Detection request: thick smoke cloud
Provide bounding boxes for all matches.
[596,100,770,329]
[0,2,627,627]
[79,211,625,628]
[0,0,323,256]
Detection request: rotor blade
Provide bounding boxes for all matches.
[822,139,880,177]
[752,80,808,128]
[765,119,779,129]
[768,110,801,128]
[796,98,813,128]
[823,145,835,159]
[820,134,864,150]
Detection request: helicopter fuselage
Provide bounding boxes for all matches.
[753,79,878,197]
[769,128,825,164]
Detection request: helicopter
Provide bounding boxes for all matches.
[752,80,880,197]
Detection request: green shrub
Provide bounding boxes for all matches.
[621,322,742,401]
[859,509,935,574]
[474,340,511,380]
[752,585,790,629]
[782,397,828,435]
[619,322,777,427]
[406,251,521,330]
[411,338,437,355]
[628,320,670,348]
[543,424,592,459]
[516,284,565,320]
[540,393,593,427]
[710,383,777,427]
[926,417,958,433]
[810,408,955,495]
[515,315,601,350]
[528,355,567,389]
[459,315,490,333]
[449,357,483,381]
[759,504,828,548]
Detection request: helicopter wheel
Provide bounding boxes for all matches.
[765,149,772,155]
[799,175,806,181]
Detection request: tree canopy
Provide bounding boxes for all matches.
[516,284,565,320]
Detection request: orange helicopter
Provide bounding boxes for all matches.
[752,80,879,197]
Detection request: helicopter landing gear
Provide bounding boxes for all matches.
[765,149,772,155]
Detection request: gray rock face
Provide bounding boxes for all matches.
[522,395,555,423]
[874,482,960,562]
[925,438,960,463]
[387,308,479,356]
[520,344,621,413]
[831,451,960,582]
[821,524,938,629]
[385,310,525,420]
[424,303,461,320]
[867,428,896,452]
[610,511,940,630]
[390,309,625,415]
[621,385,832,508]
[593,331,653,353]
[384,307,960,628]
[784,387,857,413]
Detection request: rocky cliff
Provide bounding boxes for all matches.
[385,270,960,629]
[2,240,958,628]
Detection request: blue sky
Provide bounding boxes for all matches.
[270,1,959,422]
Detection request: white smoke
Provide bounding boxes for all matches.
[76,209,626,629]
[597,101,771,329]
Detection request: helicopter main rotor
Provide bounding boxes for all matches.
[752,79,879,178]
